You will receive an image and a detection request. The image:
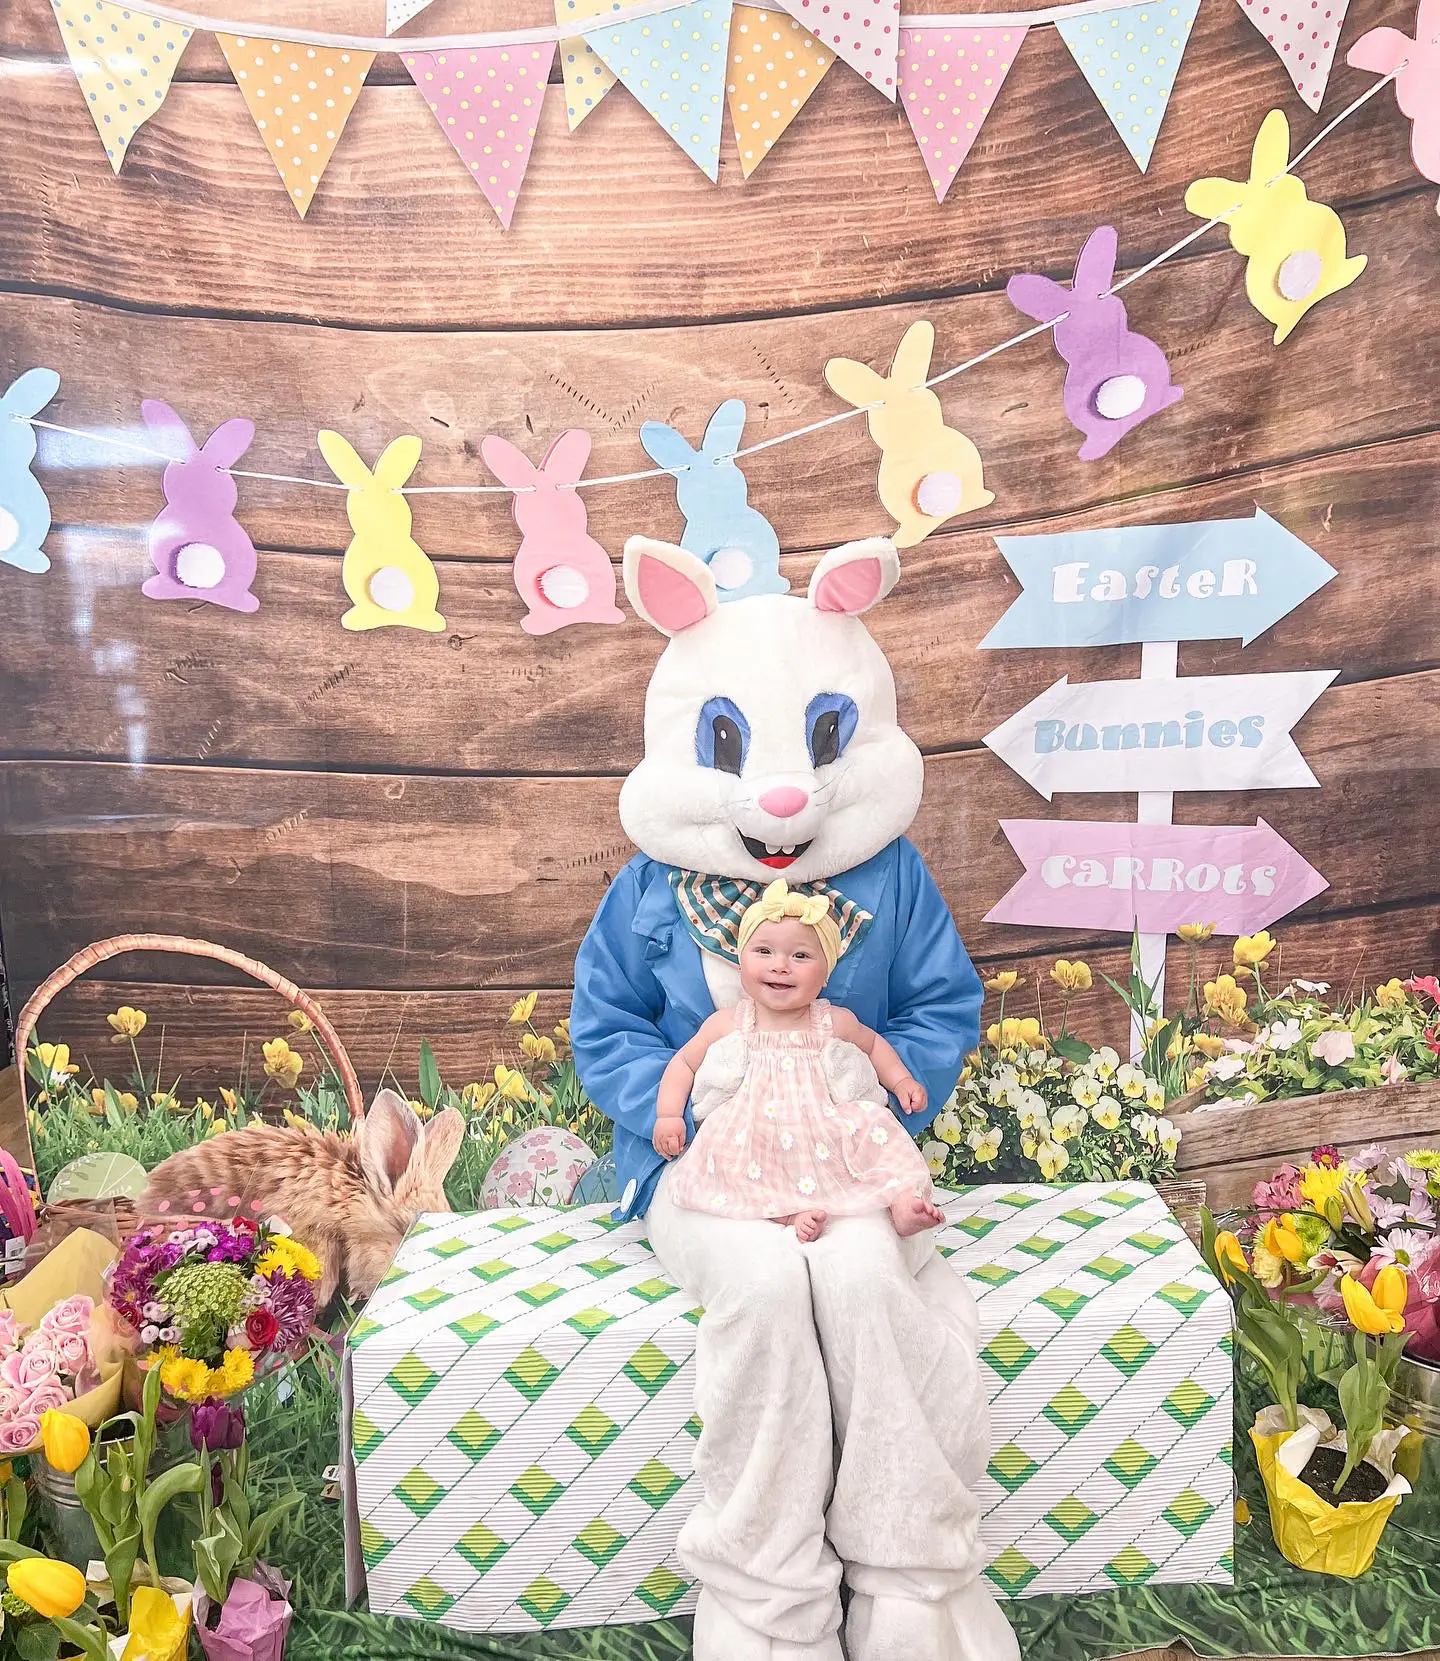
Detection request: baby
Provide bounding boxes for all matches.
[652,879,945,1242]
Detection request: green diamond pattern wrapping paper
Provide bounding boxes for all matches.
[344,1182,1233,1632]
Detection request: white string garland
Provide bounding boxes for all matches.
[13,67,1404,498]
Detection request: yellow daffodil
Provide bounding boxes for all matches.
[1191,1033,1226,1059]
[207,1117,228,1137]
[1340,1270,1407,1336]
[1261,1213,1305,1265]
[121,1584,188,1661]
[1049,959,1093,993]
[494,1064,529,1103]
[194,1098,214,1121]
[219,1086,238,1113]
[521,1033,557,1064]
[7,1557,87,1619]
[1202,975,1248,1025]
[1300,1163,1347,1218]
[1177,922,1216,942]
[1375,978,1408,1012]
[408,1097,434,1121]
[508,992,539,1025]
[283,1108,308,1130]
[1233,931,1277,969]
[151,1092,181,1114]
[106,1006,148,1041]
[984,971,1022,994]
[262,1038,303,1089]
[288,1010,315,1035]
[39,1410,90,1474]
[1213,1230,1247,1284]
[986,1017,1043,1049]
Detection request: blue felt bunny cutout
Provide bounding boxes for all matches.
[639,399,788,601]
[0,368,61,575]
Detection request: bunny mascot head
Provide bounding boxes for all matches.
[570,533,1011,1661]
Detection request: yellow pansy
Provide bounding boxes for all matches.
[1070,1076,1101,1109]
[288,1009,315,1035]
[521,1033,557,1064]
[1341,1270,1407,1336]
[1375,979,1408,1012]
[1202,975,1248,1025]
[508,992,539,1025]
[966,1127,1002,1164]
[1177,923,1216,942]
[106,1006,148,1041]
[984,971,1022,994]
[1049,959,1093,992]
[1212,1230,1247,1284]
[8,1557,87,1619]
[262,1038,303,1089]
[932,1110,965,1146]
[1233,931,1277,969]
[1191,1033,1226,1059]
[1035,1139,1070,1180]
[986,1017,1043,1049]
[1091,1097,1122,1131]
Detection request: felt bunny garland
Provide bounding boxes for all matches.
[0,368,60,575]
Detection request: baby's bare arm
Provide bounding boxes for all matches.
[829,1009,926,1111]
[654,1009,736,1156]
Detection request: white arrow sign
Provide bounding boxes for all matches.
[984,669,1337,800]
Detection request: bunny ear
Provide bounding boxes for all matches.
[639,421,698,473]
[374,435,422,490]
[1072,225,1119,296]
[807,537,900,615]
[889,320,936,388]
[416,1107,465,1186]
[539,427,592,484]
[2,367,60,420]
[824,357,889,409]
[1250,109,1291,182]
[700,399,746,458]
[1346,24,1412,73]
[1183,175,1243,219]
[142,399,199,461]
[318,429,372,488]
[357,1089,422,1196]
[623,535,718,634]
[480,435,541,489]
[1006,272,1071,324]
[199,417,256,468]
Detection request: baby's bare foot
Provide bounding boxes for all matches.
[793,1208,828,1243]
[890,1193,945,1238]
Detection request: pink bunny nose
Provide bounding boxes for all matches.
[759,787,809,818]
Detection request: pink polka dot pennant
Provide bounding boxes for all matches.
[403,44,556,230]
[1235,0,1354,111]
[775,0,900,98]
[897,25,1026,202]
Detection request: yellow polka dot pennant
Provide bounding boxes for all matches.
[591,0,734,181]
[1054,0,1201,172]
[556,0,622,131]
[216,36,375,217]
[725,5,833,178]
[896,25,1025,203]
[49,0,194,173]
[402,45,556,230]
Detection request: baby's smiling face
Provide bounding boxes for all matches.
[739,917,830,1015]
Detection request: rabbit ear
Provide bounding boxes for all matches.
[1006,272,1071,323]
[1184,175,1244,219]
[1346,24,1412,72]
[481,435,541,489]
[700,399,746,458]
[318,429,372,488]
[1250,109,1291,182]
[539,428,592,484]
[623,535,718,634]
[889,321,935,388]
[639,421,698,473]
[824,356,889,409]
[357,1089,422,1196]
[808,537,900,615]
[2,367,60,420]
[199,417,255,468]
[142,399,199,461]
[417,1107,465,1186]
[374,435,421,490]
[1072,225,1119,296]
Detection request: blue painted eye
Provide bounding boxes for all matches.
[696,697,750,775]
[806,693,858,768]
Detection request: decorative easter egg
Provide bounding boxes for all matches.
[478,1126,596,1209]
[573,1149,619,1206]
[46,1151,148,1205]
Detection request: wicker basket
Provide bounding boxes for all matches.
[1156,1177,1208,1244]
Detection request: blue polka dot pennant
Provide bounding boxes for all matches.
[1055,0,1201,172]
[50,0,194,172]
[591,0,735,180]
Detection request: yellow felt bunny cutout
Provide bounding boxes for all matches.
[825,320,993,548]
[1185,110,1366,346]
[318,430,446,633]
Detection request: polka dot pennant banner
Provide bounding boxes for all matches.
[216,36,375,217]
[774,0,898,99]
[386,0,437,34]
[556,0,623,130]
[896,25,1026,202]
[402,45,556,228]
[49,0,194,173]
[726,5,833,177]
[1055,0,1201,171]
[591,0,734,180]
[1235,0,1353,111]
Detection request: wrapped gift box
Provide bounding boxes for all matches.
[343,1182,1233,1633]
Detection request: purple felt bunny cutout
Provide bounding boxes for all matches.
[141,399,260,612]
[1007,225,1183,462]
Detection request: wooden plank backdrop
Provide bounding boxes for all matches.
[0,0,1436,1101]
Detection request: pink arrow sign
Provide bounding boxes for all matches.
[986,818,1328,935]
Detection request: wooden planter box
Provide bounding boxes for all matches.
[1175,1079,1440,1213]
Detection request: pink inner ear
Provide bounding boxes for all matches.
[638,555,710,631]
[814,558,883,615]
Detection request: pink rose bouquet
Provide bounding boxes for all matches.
[0,1292,101,1453]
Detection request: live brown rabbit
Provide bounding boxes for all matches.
[141,1090,465,1305]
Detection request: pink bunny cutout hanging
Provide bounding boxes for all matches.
[141,400,260,611]
[1348,0,1440,213]
[481,428,624,634]
[1007,226,1183,462]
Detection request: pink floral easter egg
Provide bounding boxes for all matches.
[478,1127,596,1210]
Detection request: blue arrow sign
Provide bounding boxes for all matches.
[980,508,1337,650]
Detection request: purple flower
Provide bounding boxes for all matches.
[1252,1163,1304,1213]
[189,1397,245,1452]
[263,1272,317,1350]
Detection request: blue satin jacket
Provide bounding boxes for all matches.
[570,837,983,1220]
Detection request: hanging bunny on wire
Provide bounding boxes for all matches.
[639,399,787,601]
[0,368,61,575]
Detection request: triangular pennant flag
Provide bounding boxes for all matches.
[897,25,1026,202]
[1235,0,1353,111]
[217,36,375,216]
[592,0,734,179]
[403,45,556,229]
[773,0,898,98]
[726,5,833,176]
[50,0,193,172]
[387,0,436,32]
[1055,0,1201,170]
[557,0,621,130]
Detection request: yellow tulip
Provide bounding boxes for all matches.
[1261,1213,1305,1265]
[39,1410,91,1474]
[1049,959,1093,993]
[7,1557,87,1619]
[1375,978,1408,1012]
[508,992,539,1025]
[494,1064,529,1103]
[35,1042,79,1078]
[1202,974,1249,1025]
[1212,1231,1247,1284]
[1233,931,1277,969]
[121,1584,188,1661]
[88,1088,109,1117]
[106,1006,148,1041]
[1177,922,1216,942]
[521,1033,557,1064]
[219,1087,238,1113]
[984,971,1022,994]
[1373,1264,1409,1316]
[1340,1271,1407,1336]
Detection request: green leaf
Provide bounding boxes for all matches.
[418,1041,442,1111]
[105,1530,141,1627]
[140,1460,203,1575]
[3,1476,27,1544]
[1051,1034,1094,1064]
[14,1618,62,1661]
[51,1615,109,1661]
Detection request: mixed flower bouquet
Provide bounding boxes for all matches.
[109,1221,321,1404]
[0,1298,102,1456]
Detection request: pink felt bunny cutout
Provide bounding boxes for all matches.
[481,428,624,635]
[141,400,260,611]
[1007,226,1183,462]
[1348,0,1440,213]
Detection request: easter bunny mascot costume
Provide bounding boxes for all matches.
[571,536,1018,1661]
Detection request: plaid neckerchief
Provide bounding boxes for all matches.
[667,868,873,967]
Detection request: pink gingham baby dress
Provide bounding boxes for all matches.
[667,997,932,1219]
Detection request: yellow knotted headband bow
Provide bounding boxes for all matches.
[737,879,843,975]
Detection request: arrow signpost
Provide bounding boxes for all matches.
[980,509,1337,1049]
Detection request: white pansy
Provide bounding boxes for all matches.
[934,1109,965,1146]
[1158,1119,1180,1157]
[1091,1097,1122,1130]
[1037,1139,1070,1179]
[1211,1054,1246,1081]
[1093,1046,1120,1079]
[1144,1083,1166,1111]
[967,1127,1001,1162]
[1071,1076,1101,1109]
[922,1139,949,1177]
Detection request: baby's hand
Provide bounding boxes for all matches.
[653,1116,688,1159]
[893,1075,928,1115]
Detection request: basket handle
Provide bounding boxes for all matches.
[14,934,364,1123]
